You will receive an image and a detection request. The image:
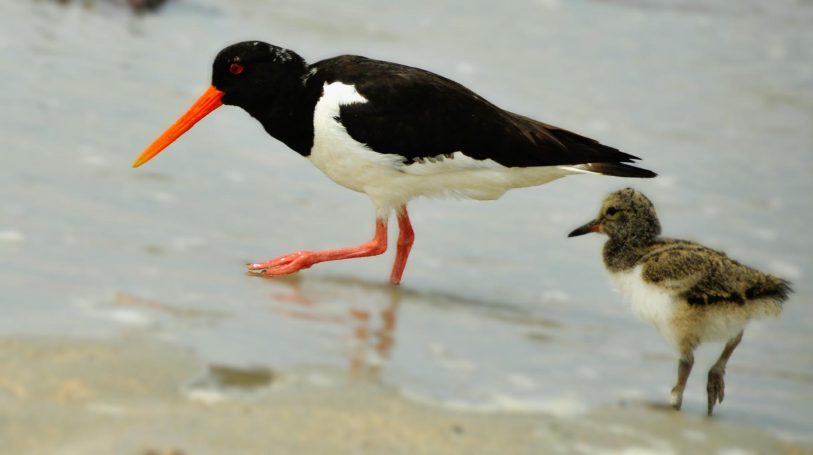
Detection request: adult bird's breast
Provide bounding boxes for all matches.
[309,81,404,194]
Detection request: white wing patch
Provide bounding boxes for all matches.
[557,164,601,175]
[398,152,503,175]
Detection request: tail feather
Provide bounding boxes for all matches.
[537,123,656,177]
[747,277,793,303]
[508,113,657,175]
[745,276,792,318]
[565,162,657,178]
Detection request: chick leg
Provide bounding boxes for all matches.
[707,330,744,416]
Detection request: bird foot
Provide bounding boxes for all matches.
[707,369,726,416]
[670,387,684,411]
[247,251,315,276]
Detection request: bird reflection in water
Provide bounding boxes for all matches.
[261,274,402,377]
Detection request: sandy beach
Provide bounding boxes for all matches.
[1,337,808,455]
[0,339,813,455]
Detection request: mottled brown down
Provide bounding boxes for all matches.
[569,187,791,415]
[595,188,790,314]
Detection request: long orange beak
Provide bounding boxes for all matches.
[132,85,224,168]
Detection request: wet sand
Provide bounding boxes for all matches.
[0,337,808,455]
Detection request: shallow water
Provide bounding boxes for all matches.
[1,0,812,442]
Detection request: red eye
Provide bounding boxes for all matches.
[229,63,244,75]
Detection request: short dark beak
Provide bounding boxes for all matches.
[568,219,601,237]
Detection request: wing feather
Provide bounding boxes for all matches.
[314,55,650,172]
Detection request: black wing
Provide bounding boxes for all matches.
[313,55,654,176]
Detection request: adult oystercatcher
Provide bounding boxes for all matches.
[133,41,656,284]
[568,188,790,415]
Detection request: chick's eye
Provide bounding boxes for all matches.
[606,207,620,216]
[229,63,244,75]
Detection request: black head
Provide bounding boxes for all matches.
[131,41,310,169]
[568,188,661,243]
[212,41,308,110]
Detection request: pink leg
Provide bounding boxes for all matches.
[248,219,388,276]
[389,206,414,285]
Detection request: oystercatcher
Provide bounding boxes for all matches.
[569,188,791,415]
[133,41,656,284]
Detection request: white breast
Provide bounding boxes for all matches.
[610,265,678,346]
[309,82,403,195]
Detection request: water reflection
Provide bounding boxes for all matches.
[49,0,171,14]
[262,274,403,378]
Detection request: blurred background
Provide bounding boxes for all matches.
[0,0,811,453]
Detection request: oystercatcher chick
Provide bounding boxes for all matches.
[132,41,656,284]
[568,188,791,415]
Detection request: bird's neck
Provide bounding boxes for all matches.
[603,236,655,272]
[243,76,322,157]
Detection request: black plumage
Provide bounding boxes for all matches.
[135,41,657,285]
[313,55,654,175]
[211,43,654,176]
